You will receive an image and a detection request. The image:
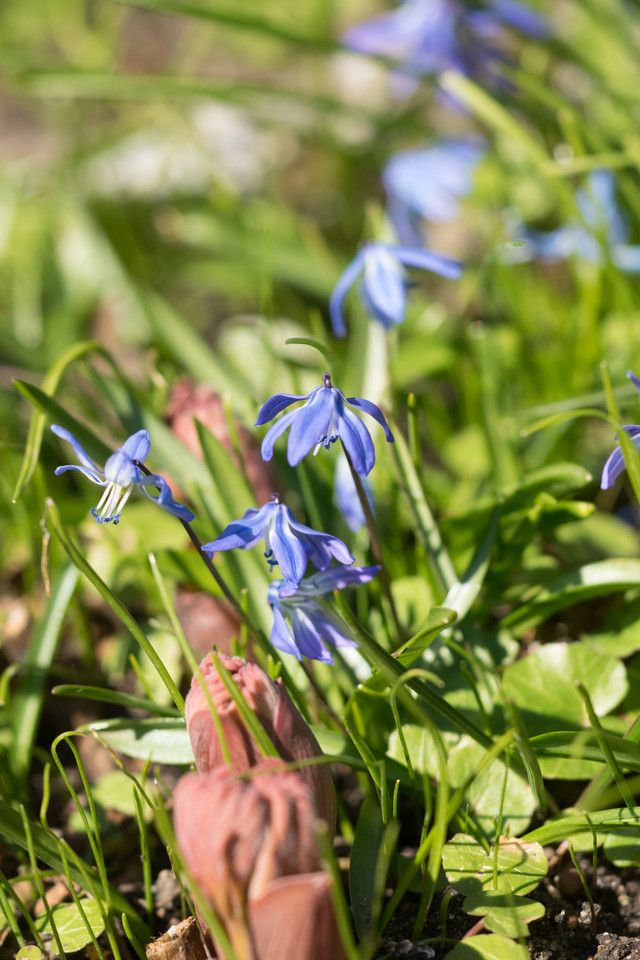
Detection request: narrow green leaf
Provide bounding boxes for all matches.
[11,565,79,779]
[52,685,179,717]
[394,606,457,668]
[86,718,194,765]
[13,381,111,462]
[349,795,387,939]
[12,342,105,502]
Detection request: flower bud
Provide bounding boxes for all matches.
[174,761,346,960]
[185,653,336,833]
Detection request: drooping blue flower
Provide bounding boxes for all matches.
[342,0,548,92]
[268,565,380,663]
[329,241,462,337]
[511,171,640,271]
[257,373,394,477]
[51,424,195,525]
[382,137,486,244]
[334,453,372,532]
[202,495,354,597]
[601,370,640,490]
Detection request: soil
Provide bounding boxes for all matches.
[378,854,640,960]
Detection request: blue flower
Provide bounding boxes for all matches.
[51,424,195,524]
[342,0,548,92]
[334,454,372,532]
[383,137,486,244]
[601,371,640,490]
[202,495,354,597]
[510,171,640,271]
[256,373,394,476]
[268,565,380,663]
[329,241,462,337]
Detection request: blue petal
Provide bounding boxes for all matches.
[260,408,299,462]
[287,607,334,664]
[612,245,640,273]
[334,454,368,532]
[335,405,376,476]
[269,504,309,592]
[137,474,195,521]
[256,392,310,426]
[270,603,303,660]
[286,388,334,467]
[627,371,640,398]
[54,464,107,485]
[391,245,464,279]
[286,514,354,570]
[346,396,394,443]
[601,427,640,490]
[301,565,381,596]
[329,249,366,338]
[51,425,103,480]
[203,503,274,553]
[121,429,150,464]
[362,244,407,327]
[486,0,549,38]
[104,449,140,486]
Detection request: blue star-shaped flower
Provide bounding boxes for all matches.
[382,137,486,245]
[268,565,380,663]
[601,370,640,490]
[51,425,195,524]
[329,241,462,337]
[202,496,354,597]
[342,0,548,94]
[257,373,394,476]
[509,171,640,271]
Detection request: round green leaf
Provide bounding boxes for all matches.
[463,891,545,939]
[35,900,105,954]
[443,834,547,898]
[502,642,627,776]
[603,828,640,867]
[444,933,529,960]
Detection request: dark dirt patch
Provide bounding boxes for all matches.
[377,855,640,960]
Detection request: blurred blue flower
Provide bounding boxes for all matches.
[202,495,354,597]
[513,171,640,271]
[334,454,372,532]
[268,565,380,663]
[383,137,486,244]
[51,424,195,524]
[257,373,394,476]
[330,241,462,337]
[601,370,640,490]
[342,0,548,91]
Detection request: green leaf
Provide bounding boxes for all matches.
[442,834,547,897]
[16,949,42,960]
[11,565,79,779]
[444,933,529,960]
[463,890,545,939]
[349,795,386,939]
[35,900,105,954]
[0,798,148,940]
[394,606,457,668]
[603,828,640,867]
[12,341,105,501]
[501,560,640,633]
[502,642,627,777]
[87,718,194,765]
[523,806,640,847]
[13,380,112,463]
[52,684,179,717]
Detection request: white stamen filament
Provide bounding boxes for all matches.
[92,482,134,523]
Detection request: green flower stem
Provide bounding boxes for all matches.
[134,460,269,651]
[45,499,185,716]
[333,591,492,750]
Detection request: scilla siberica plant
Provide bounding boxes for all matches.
[257,371,394,475]
[51,424,194,524]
